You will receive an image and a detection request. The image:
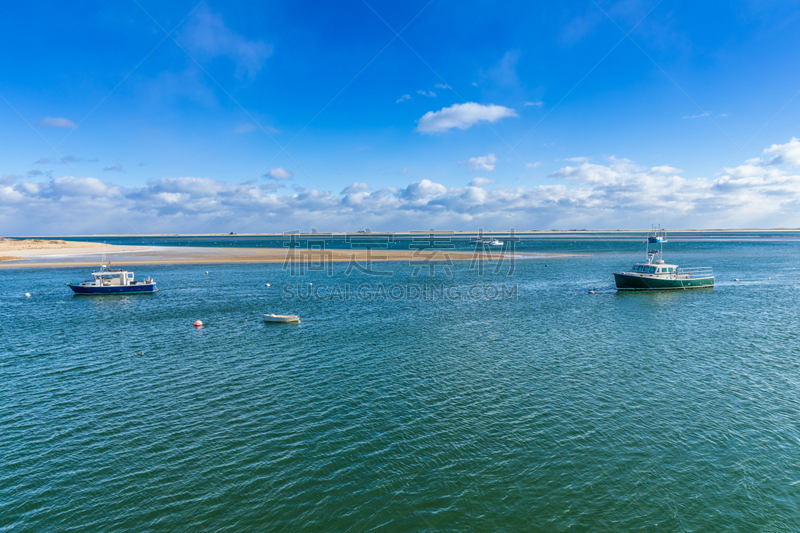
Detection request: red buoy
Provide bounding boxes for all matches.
[193,320,203,328]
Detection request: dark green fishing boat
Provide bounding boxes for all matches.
[614,228,714,291]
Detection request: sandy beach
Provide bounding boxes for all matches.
[0,238,568,269]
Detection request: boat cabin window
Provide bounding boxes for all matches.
[649,267,655,273]
[668,267,673,273]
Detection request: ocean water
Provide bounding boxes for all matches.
[2,238,800,531]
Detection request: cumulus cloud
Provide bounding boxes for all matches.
[103,164,125,172]
[401,179,447,201]
[648,165,681,175]
[266,167,294,180]
[460,153,498,172]
[341,182,370,194]
[468,177,495,187]
[434,83,451,89]
[764,137,800,166]
[235,123,255,133]
[525,162,543,169]
[416,102,517,134]
[396,94,411,103]
[417,90,436,97]
[178,5,272,80]
[684,112,710,119]
[5,138,800,234]
[523,101,544,107]
[39,117,77,129]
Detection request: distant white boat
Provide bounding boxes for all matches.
[470,237,504,246]
[264,314,300,323]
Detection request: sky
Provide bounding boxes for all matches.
[2,0,800,235]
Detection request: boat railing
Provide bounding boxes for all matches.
[676,266,713,279]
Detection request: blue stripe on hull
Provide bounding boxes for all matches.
[68,284,156,294]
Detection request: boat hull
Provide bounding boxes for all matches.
[264,314,300,323]
[68,283,156,294]
[614,273,714,291]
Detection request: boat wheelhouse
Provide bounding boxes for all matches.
[67,263,157,294]
[614,230,714,291]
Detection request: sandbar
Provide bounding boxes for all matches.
[0,238,573,269]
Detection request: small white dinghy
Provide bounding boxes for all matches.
[264,314,300,323]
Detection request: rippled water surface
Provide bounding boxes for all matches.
[2,239,800,531]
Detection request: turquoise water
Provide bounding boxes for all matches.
[2,239,800,531]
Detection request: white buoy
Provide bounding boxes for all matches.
[25,293,31,298]
[589,290,597,294]
[734,278,739,282]
[265,283,271,287]
[205,271,209,274]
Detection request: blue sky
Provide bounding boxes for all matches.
[2,0,800,234]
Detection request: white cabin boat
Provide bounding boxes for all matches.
[67,263,156,294]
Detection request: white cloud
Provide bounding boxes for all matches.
[434,83,451,89]
[525,162,543,169]
[401,179,447,201]
[469,177,495,187]
[416,103,518,134]
[5,138,800,234]
[396,94,411,103]
[561,156,590,163]
[39,117,77,129]
[179,6,272,80]
[764,137,800,166]
[103,163,126,173]
[341,182,370,194]
[235,123,255,133]
[684,112,710,119]
[460,153,498,172]
[523,101,544,107]
[416,90,437,97]
[648,165,682,175]
[266,167,294,180]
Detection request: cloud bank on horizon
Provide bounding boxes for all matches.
[3,2,800,235]
[3,138,800,235]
